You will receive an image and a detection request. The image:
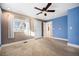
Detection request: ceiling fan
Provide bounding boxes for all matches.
[34,3,55,16]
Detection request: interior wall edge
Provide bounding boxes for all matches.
[0,8,2,46]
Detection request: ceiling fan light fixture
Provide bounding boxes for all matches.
[44,13,47,16]
[35,3,55,16]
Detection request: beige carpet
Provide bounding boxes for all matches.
[0,38,79,56]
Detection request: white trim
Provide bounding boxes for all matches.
[2,39,33,47]
[68,43,79,48]
[52,37,68,41]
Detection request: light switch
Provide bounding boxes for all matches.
[70,26,72,30]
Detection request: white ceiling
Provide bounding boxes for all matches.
[1,3,79,20]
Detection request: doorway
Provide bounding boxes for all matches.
[44,21,52,38]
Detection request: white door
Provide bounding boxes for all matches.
[44,22,52,38]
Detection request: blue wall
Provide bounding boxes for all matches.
[52,6,79,46]
[52,16,68,39]
[68,7,79,45]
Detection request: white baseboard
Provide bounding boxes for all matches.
[68,43,79,48]
[2,40,26,47]
[2,39,33,47]
[52,37,68,41]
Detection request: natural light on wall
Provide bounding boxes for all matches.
[24,21,35,36]
[24,30,35,36]
[30,31,35,36]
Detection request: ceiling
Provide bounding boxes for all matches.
[1,3,79,20]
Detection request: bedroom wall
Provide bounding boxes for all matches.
[52,16,68,40]
[52,6,79,47]
[68,6,79,45]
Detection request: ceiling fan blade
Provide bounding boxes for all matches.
[36,12,42,15]
[47,10,55,12]
[35,7,42,11]
[45,3,52,10]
